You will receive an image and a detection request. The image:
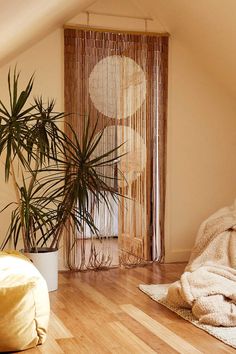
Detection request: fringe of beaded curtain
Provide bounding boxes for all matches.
[64,29,119,271]
[64,28,168,270]
[117,34,168,266]
[156,36,168,262]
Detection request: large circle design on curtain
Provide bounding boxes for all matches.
[89,55,146,119]
[92,125,146,187]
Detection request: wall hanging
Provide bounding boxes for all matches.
[64,27,168,270]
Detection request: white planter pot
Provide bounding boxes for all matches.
[23,248,58,292]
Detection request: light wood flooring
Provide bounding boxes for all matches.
[20,263,235,354]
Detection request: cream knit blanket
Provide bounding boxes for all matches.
[167,201,236,326]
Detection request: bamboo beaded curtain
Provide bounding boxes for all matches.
[64,28,168,270]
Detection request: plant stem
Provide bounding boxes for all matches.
[27,150,40,251]
[10,160,28,251]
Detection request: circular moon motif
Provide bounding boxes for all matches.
[91,125,146,187]
[89,55,146,119]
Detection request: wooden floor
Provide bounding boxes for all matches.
[21,263,235,354]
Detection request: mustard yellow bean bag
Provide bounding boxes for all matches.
[0,251,50,352]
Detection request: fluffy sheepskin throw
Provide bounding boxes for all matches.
[166,201,236,326]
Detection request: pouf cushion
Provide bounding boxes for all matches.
[0,251,50,352]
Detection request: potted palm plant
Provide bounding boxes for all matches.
[0,68,122,291]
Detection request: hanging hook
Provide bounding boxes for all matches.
[86,11,90,26]
[144,18,148,32]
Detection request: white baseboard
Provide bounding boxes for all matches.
[164,248,192,263]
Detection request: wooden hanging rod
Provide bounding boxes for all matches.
[82,11,154,21]
[64,24,169,37]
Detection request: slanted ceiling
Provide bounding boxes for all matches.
[0,0,95,66]
[1,0,236,97]
[141,0,236,97]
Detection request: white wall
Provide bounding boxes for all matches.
[165,38,236,261]
[1,1,236,264]
[0,29,64,265]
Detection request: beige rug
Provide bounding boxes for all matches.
[139,284,236,350]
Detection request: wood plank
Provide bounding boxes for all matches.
[56,338,105,354]
[38,336,64,354]
[116,312,178,354]
[109,321,157,354]
[121,304,203,354]
[49,311,73,339]
[73,281,121,314]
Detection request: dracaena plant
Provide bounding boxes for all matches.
[0,68,122,253]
